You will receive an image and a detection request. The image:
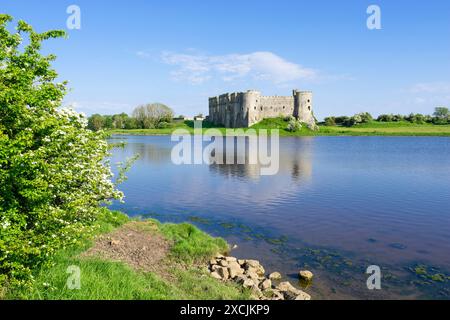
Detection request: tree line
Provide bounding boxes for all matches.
[323,107,450,127]
[88,103,175,131]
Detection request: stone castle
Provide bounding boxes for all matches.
[208,89,317,129]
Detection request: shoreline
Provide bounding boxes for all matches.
[3,211,311,300]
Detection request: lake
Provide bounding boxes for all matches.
[109,135,450,299]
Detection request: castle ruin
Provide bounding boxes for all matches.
[208,90,317,129]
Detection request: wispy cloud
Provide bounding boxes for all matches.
[410,82,450,94]
[149,51,318,85]
[408,82,450,107]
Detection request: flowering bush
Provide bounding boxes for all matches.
[0,15,123,287]
[286,119,302,132]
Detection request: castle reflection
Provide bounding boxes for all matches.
[116,135,313,182]
[208,136,313,181]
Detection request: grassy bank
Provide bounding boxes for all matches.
[108,119,450,137]
[4,210,250,300]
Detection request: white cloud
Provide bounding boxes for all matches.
[410,82,450,94]
[157,51,318,85]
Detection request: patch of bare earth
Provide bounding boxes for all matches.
[82,221,172,276]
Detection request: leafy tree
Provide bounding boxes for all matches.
[324,117,336,126]
[342,117,357,127]
[112,113,129,129]
[357,112,373,123]
[132,103,173,129]
[377,114,393,122]
[433,107,449,119]
[88,114,105,131]
[103,115,114,129]
[0,15,123,287]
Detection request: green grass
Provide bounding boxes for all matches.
[157,221,228,264]
[5,211,250,300]
[108,118,450,137]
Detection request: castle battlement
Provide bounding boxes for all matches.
[208,89,316,129]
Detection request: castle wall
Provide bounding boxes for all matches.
[208,89,316,129]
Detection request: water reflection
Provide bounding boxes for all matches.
[207,136,313,181]
[109,135,450,299]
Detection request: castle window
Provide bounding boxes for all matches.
[260,107,263,111]
[254,107,256,110]
[283,106,285,109]
[308,106,311,111]
[307,99,310,103]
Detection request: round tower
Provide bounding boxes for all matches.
[293,90,317,130]
[242,90,261,127]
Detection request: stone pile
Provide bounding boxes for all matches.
[208,255,311,300]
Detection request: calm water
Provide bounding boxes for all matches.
[109,135,450,299]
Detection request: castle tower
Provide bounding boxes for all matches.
[243,90,261,127]
[293,90,317,129]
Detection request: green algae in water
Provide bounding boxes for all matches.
[188,216,212,225]
[219,222,236,229]
[414,266,427,275]
[265,235,288,245]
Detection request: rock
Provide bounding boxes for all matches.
[276,281,298,293]
[295,291,311,300]
[260,279,272,290]
[268,272,282,280]
[217,267,229,280]
[242,278,256,288]
[224,256,237,262]
[245,259,261,268]
[234,275,247,285]
[219,260,229,267]
[227,261,244,278]
[276,281,311,301]
[209,258,217,266]
[210,271,222,280]
[250,285,262,298]
[245,260,265,276]
[299,270,314,282]
[245,270,260,282]
[211,264,220,272]
[262,289,284,300]
[237,259,246,266]
[215,254,225,260]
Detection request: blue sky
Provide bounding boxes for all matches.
[2,0,450,119]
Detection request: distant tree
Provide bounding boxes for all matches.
[357,112,373,123]
[88,114,105,131]
[342,117,357,127]
[406,113,426,124]
[103,115,113,129]
[377,114,393,122]
[112,113,129,129]
[334,116,350,125]
[124,117,138,129]
[324,117,336,126]
[132,103,174,129]
[433,107,449,119]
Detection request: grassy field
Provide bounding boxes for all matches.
[4,210,250,300]
[108,119,450,137]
